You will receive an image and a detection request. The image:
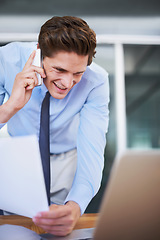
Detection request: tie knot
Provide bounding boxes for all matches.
[45,91,50,99]
[41,91,50,108]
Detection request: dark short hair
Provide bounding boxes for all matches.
[38,16,96,65]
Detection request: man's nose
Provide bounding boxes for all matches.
[61,73,74,88]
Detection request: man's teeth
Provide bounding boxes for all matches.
[54,82,66,90]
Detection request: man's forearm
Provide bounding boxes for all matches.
[0,99,19,124]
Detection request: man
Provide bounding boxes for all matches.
[0,16,109,236]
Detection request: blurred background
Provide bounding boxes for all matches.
[0,0,160,213]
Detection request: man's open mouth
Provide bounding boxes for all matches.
[53,82,67,90]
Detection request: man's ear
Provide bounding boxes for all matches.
[37,43,40,49]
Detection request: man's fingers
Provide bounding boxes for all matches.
[35,223,71,237]
[40,204,70,219]
[33,213,69,226]
[23,50,46,79]
[31,65,46,79]
[18,71,38,87]
[32,203,80,237]
[33,219,72,237]
[24,78,37,90]
[24,63,46,79]
[23,50,36,69]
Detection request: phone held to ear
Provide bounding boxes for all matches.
[32,49,43,86]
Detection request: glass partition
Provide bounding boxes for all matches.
[124,45,160,149]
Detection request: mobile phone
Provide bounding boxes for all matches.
[32,49,43,86]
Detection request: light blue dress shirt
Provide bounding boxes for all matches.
[0,42,109,214]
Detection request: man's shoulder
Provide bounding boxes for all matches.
[84,62,109,84]
[0,42,37,64]
[88,62,108,75]
[0,41,37,51]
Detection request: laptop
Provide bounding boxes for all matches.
[0,149,160,239]
[93,149,160,240]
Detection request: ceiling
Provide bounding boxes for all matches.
[0,0,160,16]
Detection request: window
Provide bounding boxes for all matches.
[125,45,160,149]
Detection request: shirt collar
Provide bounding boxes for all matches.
[40,83,48,97]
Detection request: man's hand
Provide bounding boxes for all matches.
[32,201,81,237]
[0,50,46,124]
[9,50,46,111]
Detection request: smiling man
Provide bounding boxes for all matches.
[0,16,109,236]
[43,51,88,99]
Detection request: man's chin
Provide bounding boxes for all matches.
[50,91,68,100]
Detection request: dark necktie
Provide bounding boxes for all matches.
[39,91,50,205]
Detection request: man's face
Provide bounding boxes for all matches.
[43,51,88,99]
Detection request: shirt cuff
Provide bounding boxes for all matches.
[65,183,93,215]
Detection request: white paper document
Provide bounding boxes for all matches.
[0,135,49,218]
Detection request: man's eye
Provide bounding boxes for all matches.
[74,72,83,76]
[55,68,65,73]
